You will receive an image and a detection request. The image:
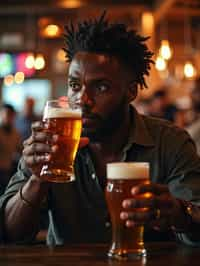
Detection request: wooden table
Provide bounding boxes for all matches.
[0,242,199,266]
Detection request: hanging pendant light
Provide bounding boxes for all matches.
[14,71,25,84]
[4,74,14,86]
[183,5,196,80]
[155,56,167,71]
[34,53,45,70]
[159,40,172,60]
[25,53,35,69]
[184,61,196,79]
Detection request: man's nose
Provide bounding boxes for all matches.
[80,86,93,107]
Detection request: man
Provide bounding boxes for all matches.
[1,13,200,246]
[0,104,21,195]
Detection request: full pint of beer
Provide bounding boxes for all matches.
[40,99,82,183]
[105,162,150,259]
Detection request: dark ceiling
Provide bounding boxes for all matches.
[0,0,199,13]
[0,0,199,53]
[0,0,199,26]
[0,0,155,8]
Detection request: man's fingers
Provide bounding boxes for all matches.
[25,154,50,166]
[131,183,169,196]
[120,208,172,229]
[23,132,58,147]
[79,137,89,148]
[31,121,44,131]
[23,143,52,156]
[120,209,154,222]
[122,196,173,209]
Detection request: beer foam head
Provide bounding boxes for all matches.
[107,162,149,180]
[43,106,82,119]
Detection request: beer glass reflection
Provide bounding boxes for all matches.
[105,162,150,260]
[40,99,82,183]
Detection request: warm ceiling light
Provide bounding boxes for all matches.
[141,12,154,35]
[25,53,35,69]
[44,24,60,38]
[159,40,172,60]
[59,0,84,8]
[34,54,45,70]
[155,56,167,71]
[14,72,25,84]
[184,62,196,79]
[4,74,14,86]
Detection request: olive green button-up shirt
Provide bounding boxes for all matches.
[1,107,200,246]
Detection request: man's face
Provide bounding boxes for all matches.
[67,52,133,141]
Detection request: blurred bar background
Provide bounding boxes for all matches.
[0,0,199,118]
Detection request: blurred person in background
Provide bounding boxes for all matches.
[134,97,152,115]
[15,97,39,142]
[186,77,200,156]
[148,88,184,127]
[0,103,22,195]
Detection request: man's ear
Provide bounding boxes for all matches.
[127,81,138,102]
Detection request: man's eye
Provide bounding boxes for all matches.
[96,84,109,93]
[69,82,81,91]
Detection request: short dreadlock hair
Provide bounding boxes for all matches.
[64,12,154,89]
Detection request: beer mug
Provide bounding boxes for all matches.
[40,99,82,183]
[105,162,150,260]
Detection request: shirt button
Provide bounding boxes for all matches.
[91,173,96,179]
[105,221,111,228]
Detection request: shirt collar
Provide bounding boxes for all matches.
[127,106,155,147]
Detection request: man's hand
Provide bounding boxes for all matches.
[120,183,189,232]
[22,121,89,178]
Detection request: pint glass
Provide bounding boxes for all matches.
[105,162,150,260]
[40,99,82,183]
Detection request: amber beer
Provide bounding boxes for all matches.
[40,100,82,182]
[105,162,150,259]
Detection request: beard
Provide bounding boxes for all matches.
[81,96,128,142]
